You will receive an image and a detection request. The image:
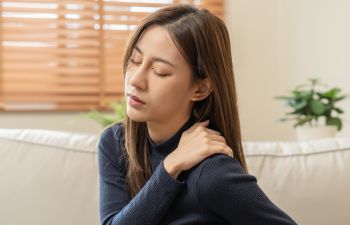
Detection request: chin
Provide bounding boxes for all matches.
[126,109,147,122]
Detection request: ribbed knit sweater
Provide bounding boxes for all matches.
[98,114,297,225]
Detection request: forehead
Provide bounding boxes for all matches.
[135,25,182,61]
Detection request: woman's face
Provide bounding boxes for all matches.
[124,25,197,123]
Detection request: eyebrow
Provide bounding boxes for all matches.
[134,45,176,67]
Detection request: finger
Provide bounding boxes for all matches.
[207,133,226,144]
[207,141,233,157]
[186,120,209,133]
[204,128,221,136]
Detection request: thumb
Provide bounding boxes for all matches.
[187,119,209,133]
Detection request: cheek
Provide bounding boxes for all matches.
[150,79,192,108]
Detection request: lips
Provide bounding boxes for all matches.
[128,94,145,104]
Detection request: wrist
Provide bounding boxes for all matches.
[164,157,181,179]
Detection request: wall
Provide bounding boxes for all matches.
[226,0,350,141]
[1,0,350,141]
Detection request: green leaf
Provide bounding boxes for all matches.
[274,96,293,100]
[287,98,307,109]
[293,115,313,127]
[310,99,326,115]
[85,111,107,126]
[322,88,341,99]
[334,95,347,102]
[80,98,127,128]
[326,117,342,131]
[334,107,344,114]
[315,92,325,98]
[107,99,127,121]
[292,90,301,96]
[292,90,312,100]
[286,107,304,115]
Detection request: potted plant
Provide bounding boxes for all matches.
[274,78,347,140]
[80,98,126,128]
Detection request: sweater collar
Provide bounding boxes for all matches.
[146,114,197,156]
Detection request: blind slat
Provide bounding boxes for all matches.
[0,0,224,111]
[6,95,100,103]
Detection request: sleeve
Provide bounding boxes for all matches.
[197,154,298,225]
[98,124,185,225]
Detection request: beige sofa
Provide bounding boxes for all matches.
[1,128,349,225]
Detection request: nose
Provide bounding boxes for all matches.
[128,64,147,91]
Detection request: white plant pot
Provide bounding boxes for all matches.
[295,125,337,141]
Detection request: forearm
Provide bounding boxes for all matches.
[101,160,185,225]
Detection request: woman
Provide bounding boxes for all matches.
[98,4,297,225]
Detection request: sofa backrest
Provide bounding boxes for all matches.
[1,128,350,225]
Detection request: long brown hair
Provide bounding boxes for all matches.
[121,4,247,198]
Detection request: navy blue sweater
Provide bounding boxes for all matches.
[98,114,297,225]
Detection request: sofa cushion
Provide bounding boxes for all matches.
[244,137,350,225]
[0,129,100,225]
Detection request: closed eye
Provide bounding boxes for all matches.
[154,72,171,77]
[129,58,141,65]
[129,58,171,77]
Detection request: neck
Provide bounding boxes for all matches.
[146,114,191,145]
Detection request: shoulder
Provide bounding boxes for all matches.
[201,153,248,176]
[98,122,126,168]
[99,122,125,143]
[198,154,257,193]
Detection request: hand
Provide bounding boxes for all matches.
[164,120,233,179]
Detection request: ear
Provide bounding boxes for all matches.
[191,78,213,101]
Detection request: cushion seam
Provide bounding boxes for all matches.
[245,147,350,157]
[0,136,97,154]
